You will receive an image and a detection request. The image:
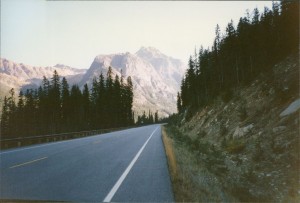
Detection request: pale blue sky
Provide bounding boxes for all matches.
[1,0,272,69]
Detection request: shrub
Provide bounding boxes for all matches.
[225,139,245,154]
[220,122,228,136]
[238,104,247,121]
[221,89,233,103]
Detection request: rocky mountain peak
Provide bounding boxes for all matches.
[81,47,187,118]
[136,46,166,59]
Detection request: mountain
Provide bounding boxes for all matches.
[136,47,184,89]
[0,58,86,98]
[0,47,186,118]
[80,47,186,118]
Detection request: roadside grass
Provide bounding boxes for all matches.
[161,125,235,202]
[163,123,300,202]
[161,125,195,202]
[161,126,177,177]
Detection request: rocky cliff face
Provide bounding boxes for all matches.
[80,47,186,117]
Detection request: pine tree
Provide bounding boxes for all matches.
[17,90,25,110]
[131,111,135,125]
[126,76,134,125]
[142,111,146,124]
[0,97,9,137]
[91,77,98,105]
[69,85,83,131]
[49,70,61,133]
[154,111,159,123]
[90,77,99,129]
[7,88,16,111]
[280,0,299,54]
[214,24,224,90]
[42,76,50,97]
[82,84,90,130]
[177,92,182,113]
[24,89,36,136]
[105,66,114,127]
[120,70,127,125]
[148,110,153,124]
[97,72,106,128]
[111,75,120,126]
[137,115,142,125]
[185,56,197,106]
[16,91,25,136]
[38,77,51,134]
[7,89,17,136]
[252,7,260,25]
[180,77,188,108]
[61,77,70,131]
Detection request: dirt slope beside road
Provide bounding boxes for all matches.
[165,52,299,202]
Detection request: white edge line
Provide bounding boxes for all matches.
[103,126,159,203]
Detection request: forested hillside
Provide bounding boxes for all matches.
[165,1,299,202]
[178,1,298,111]
[1,67,134,138]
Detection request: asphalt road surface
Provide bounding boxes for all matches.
[0,124,174,202]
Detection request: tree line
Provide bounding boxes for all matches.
[1,67,135,138]
[178,1,298,112]
[136,110,159,125]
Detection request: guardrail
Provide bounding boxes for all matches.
[0,127,128,150]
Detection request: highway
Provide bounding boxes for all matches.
[0,124,174,202]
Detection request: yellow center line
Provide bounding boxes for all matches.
[9,157,48,169]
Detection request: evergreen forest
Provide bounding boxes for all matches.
[1,67,135,138]
[178,1,299,112]
[136,110,159,125]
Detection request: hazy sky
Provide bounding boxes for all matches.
[1,0,272,69]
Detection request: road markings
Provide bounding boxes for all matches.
[103,126,159,203]
[93,140,101,144]
[9,157,48,169]
[0,140,70,155]
[0,127,144,155]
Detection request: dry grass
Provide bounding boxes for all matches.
[161,126,177,177]
[162,126,236,202]
[225,139,246,154]
[162,126,193,202]
[161,126,230,202]
[161,126,190,202]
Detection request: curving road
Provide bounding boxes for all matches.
[0,124,174,202]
